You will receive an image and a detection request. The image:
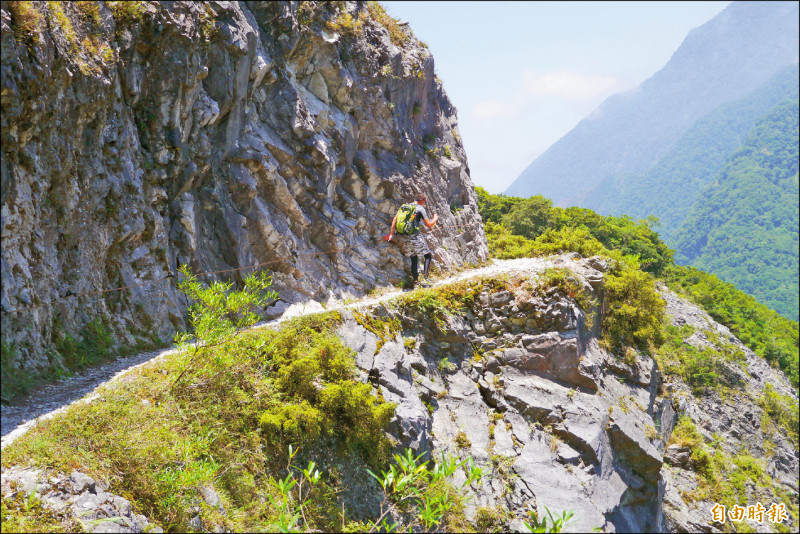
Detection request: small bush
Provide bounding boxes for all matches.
[758,383,799,444]
[325,10,366,37]
[107,1,147,24]
[475,506,509,533]
[454,430,471,450]
[602,258,665,352]
[668,416,703,449]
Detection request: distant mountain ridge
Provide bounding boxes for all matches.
[583,65,799,241]
[505,1,800,204]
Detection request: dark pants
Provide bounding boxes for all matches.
[411,253,432,281]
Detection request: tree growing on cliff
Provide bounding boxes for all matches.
[172,265,277,385]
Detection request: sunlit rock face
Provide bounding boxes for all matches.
[1,1,487,372]
[339,256,798,532]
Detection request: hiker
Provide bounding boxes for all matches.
[387,193,439,289]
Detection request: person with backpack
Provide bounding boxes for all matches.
[387,193,439,289]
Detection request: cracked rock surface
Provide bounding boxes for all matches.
[336,255,798,532]
[1,0,487,378]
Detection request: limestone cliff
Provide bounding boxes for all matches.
[0,1,488,376]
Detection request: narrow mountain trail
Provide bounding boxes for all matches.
[1,257,556,450]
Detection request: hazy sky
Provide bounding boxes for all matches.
[382,1,732,193]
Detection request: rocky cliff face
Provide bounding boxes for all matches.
[336,256,798,532]
[0,1,488,376]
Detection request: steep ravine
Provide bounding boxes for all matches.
[2,256,797,532]
[1,1,488,380]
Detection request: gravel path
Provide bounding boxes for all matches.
[1,257,556,449]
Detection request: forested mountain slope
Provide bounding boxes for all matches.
[672,99,799,320]
[505,1,799,205]
[583,65,799,241]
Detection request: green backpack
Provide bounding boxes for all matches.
[395,203,418,234]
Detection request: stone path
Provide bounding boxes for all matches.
[1,257,554,449]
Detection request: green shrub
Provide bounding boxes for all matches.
[325,10,366,37]
[758,383,799,444]
[602,259,665,352]
[368,448,483,532]
[668,416,703,449]
[257,315,395,463]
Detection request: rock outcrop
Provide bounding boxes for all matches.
[335,255,798,532]
[1,1,487,378]
[1,468,161,533]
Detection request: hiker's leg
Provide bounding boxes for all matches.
[411,255,419,281]
[423,253,432,277]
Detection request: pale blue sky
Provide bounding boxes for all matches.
[382,1,732,193]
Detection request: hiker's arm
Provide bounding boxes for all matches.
[389,214,398,239]
[423,213,438,229]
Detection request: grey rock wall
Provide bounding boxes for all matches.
[1,1,488,376]
[337,255,798,532]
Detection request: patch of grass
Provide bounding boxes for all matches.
[8,1,43,45]
[325,9,366,37]
[107,1,147,24]
[475,505,510,533]
[536,267,596,317]
[366,1,409,47]
[75,1,100,24]
[46,1,77,48]
[438,358,456,373]
[454,430,471,450]
[53,316,115,371]
[0,487,84,533]
[2,308,395,531]
[353,309,401,354]
[656,324,745,395]
[668,416,704,449]
[757,383,799,445]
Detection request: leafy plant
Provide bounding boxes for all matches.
[172,264,277,385]
[524,506,574,533]
[266,445,324,532]
[366,448,483,532]
[438,358,456,373]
